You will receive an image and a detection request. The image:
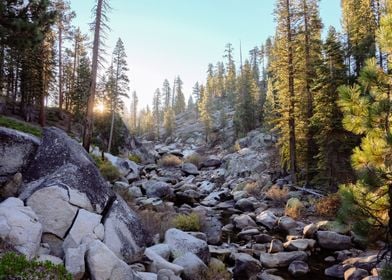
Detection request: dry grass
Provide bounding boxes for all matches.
[173,213,201,231]
[265,185,290,205]
[204,259,231,280]
[184,153,203,167]
[244,182,261,197]
[285,197,304,219]
[137,208,176,241]
[315,193,341,217]
[158,154,183,167]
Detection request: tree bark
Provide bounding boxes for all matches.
[58,26,63,112]
[82,0,103,152]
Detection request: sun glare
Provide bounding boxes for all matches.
[95,103,106,113]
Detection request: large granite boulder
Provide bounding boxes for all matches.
[0,197,42,259]
[173,252,207,280]
[21,127,113,212]
[0,127,40,185]
[86,240,140,280]
[259,251,308,268]
[232,252,262,280]
[316,231,352,251]
[142,180,173,199]
[104,196,151,263]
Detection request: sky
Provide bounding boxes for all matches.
[70,0,342,110]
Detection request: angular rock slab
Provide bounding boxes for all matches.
[0,197,42,259]
[26,186,78,238]
[104,196,150,263]
[260,251,308,268]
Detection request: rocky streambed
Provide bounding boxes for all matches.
[0,126,384,280]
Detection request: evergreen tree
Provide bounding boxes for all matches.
[311,26,352,188]
[187,95,195,111]
[153,88,162,139]
[174,76,185,114]
[199,84,213,142]
[163,107,175,140]
[107,38,129,153]
[162,79,171,110]
[224,43,236,105]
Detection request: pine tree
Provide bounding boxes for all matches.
[199,84,213,142]
[107,38,129,153]
[187,95,195,111]
[153,88,162,139]
[311,26,353,188]
[224,43,236,105]
[162,79,171,110]
[174,76,185,114]
[163,107,175,140]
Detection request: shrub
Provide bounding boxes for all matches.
[184,153,202,167]
[158,154,182,167]
[173,213,201,231]
[381,263,392,280]
[128,154,142,164]
[137,209,176,241]
[91,154,120,182]
[204,259,231,280]
[285,197,304,219]
[0,116,42,137]
[244,182,260,197]
[0,252,72,279]
[315,193,341,217]
[265,185,289,205]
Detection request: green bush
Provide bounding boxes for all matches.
[204,260,231,280]
[173,213,201,231]
[128,154,142,164]
[0,116,42,137]
[381,263,392,280]
[91,154,120,182]
[0,252,71,279]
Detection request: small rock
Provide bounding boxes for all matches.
[233,214,257,230]
[303,223,317,237]
[317,231,352,250]
[37,254,63,265]
[325,264,345,278]
[181,163,199,176]
[260,251,308,268]
[157,269,182,280]
[145,248,184,275]
[288,260,309,277]
[202,156,222,168]
[235,198,255,212]
[344,267,369,280]
[232,253,262,280]
[173,252,207,280]
[269,239,284,253]
[256,211,277,229]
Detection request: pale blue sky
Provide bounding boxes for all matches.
[70,0,342,109]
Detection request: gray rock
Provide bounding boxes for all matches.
[145,248,184,275]
[105,153,140,180]
[344,267,369,280]
[269,239,284,253]
[37,254,63,265]
[0,197,42,259]
[303,223,317,237]
[147,244,171,260]
[181,163,199,176]
[42,233,64,258]
[26,186,78,238]
[288,260,309,277]
[104,196,150,263]
[232,252,262,280]
[128,186,143,198]
[63,209,102,249]
[260,251,308,268]
[284,239,316,251]
[259,272,285,280]
[87,240,139,280]
[157,269,182,280]
[202,156,222,168]
[256,211,277,229]
[65,245,87,280]
[277,216,298,233]
[237,228,260,241]
[173,252,207,280]
[317,231,352,250]
[254,234,273,243]
[143,180,173,199]
[235,198,255,212]
[138,272,158,280]
[0,127,39,185]
[200,214,222,245]
[325,264,345,278]
[164,228,210,264]
[22,127,113,212]
[233,214,257,230]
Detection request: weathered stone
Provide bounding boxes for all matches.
[284,239,316,251]
[173,252,207,280]
[1,172,22,200]
[26,186,78,238]
[104,196,150,263]
[0,127,39,185]
[232,252,262,280]
[260,251,308,268]
[63,209,102,249]
[233,214,257,230]
[202,156,222,168]
[86,240,138,280]
[344,267,369,280]
[37,254,63,265]
[164,228,210,264]
[22,127,113,212]
[181,163,199,176]
[143,180,173,199]
[157,269,182,280]
[145,248,184,275]
[0,197,42,259]
[325,264,345,278]
[256,211,278,229]
[288,260,309,277]
[65,245,87,280]
[317,231,352,250]
[268,239,284,253]
[147,244,171,260]
[277,216,298,234]
[303,223,317,237]
[235,198,255,212]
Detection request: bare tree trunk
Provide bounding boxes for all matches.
[108,109,115,153]
[59,27,63,112]
[83,0,103,152]
[286,0,297,184]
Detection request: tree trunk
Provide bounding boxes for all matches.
[108,109,115,153]
[83,0,103,152]
[59,27,63,112]
[286,0,297,184]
